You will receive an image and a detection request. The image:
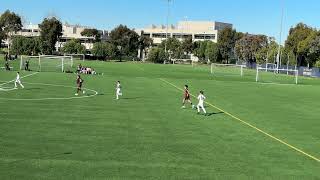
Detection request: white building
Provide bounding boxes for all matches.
[136,21,233,44]
[4,23,108,51]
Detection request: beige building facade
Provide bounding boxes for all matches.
[136,21,232,44]
[4,23,107,51]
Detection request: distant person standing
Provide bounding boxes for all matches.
[25,60,30,71]
[4,53,8,62]
[197,91,207,115]
[115,81,122,100]
[5,61,10,71]
[14,72,24,89]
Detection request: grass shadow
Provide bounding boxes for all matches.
[121,97,142,100]
[206,112,224,116]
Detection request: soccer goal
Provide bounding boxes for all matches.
[211,63,246,77]
[64,54,85,61]
[20,55,73,72]
[265,63,277,72]
[256,67,298,84]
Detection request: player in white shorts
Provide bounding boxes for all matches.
[116,81,122,100]
[197,90,207,115]
[14,72,24,89]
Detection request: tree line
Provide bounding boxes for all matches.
[1,9,320,67]
[148,23,320,68]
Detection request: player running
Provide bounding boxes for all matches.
[116,81,122,100]
[75,75,85,96]
[182,85,194,109]
[197,90,207,115]
[14,72,24,89]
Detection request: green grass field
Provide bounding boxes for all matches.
[1,55,320,179]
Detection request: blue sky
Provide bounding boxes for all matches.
[1,0,320,43]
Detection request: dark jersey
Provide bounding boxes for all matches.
[77,78,83,86]
[184,89,190,99]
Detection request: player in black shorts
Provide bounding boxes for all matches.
[75,75,85,96]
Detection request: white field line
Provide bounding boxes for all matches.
[0,82,98,101]
[159,78,320,163]
[0,72,39,86]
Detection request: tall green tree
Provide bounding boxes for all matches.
[305,33,320,67]
[92,42,116,60]
[0,28,6,47]
[285,23,314,66]
[81,28,101,42]
[0,10,22,55]
[109,25,139,60]
[235,34,268,63]
[160,37,182,59]
[255,38,280,64]
[218,27,242,63]
[39,17,63,54]
[11,36,41,55]
[181,37,193,55]
[193,41,209,61]
[138,33,153,60]
[205,41,219,63]
[146,47,166,64]
[61,39,86,54]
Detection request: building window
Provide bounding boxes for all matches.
[194,34,216,40]
[172,33,192,39]
[152,33,168,38]
[73,27,77,34]
[143,33,150,37]
[21,29,32,32]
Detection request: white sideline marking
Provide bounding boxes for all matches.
[159,78,320,163]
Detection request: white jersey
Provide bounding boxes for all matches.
[16,73,21,81]
[116,83,121,90]
[197,94,206,104]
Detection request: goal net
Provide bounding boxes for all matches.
[256,67,298,84]
[64,54,85,61]
[211,63,245,77]
[20,55,73,72]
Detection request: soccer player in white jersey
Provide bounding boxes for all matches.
[14,72,24,89]
[197,90,207,115]
[116,81,122,100]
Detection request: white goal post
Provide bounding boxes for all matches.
[64,54,85,61]
[211,63,246,76]
[20,55,73,72]
[256,67,298,84]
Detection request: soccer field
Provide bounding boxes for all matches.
[1,57,320,179]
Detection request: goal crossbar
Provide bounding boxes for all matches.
[211,63,246,76]
[256,67,298,84]
[20,55,73,72]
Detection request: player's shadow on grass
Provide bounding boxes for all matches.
[24,87,41,90]
[122,97,142,100]
[206,112,224,116]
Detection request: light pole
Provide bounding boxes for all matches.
[165,0,172,61]
[277,0,285,72]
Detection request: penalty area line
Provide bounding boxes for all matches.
[159,78,320,163]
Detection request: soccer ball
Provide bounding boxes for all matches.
[83,91,86,94]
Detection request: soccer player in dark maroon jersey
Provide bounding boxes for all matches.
[182,85,194,109]
[75,75,85,96]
